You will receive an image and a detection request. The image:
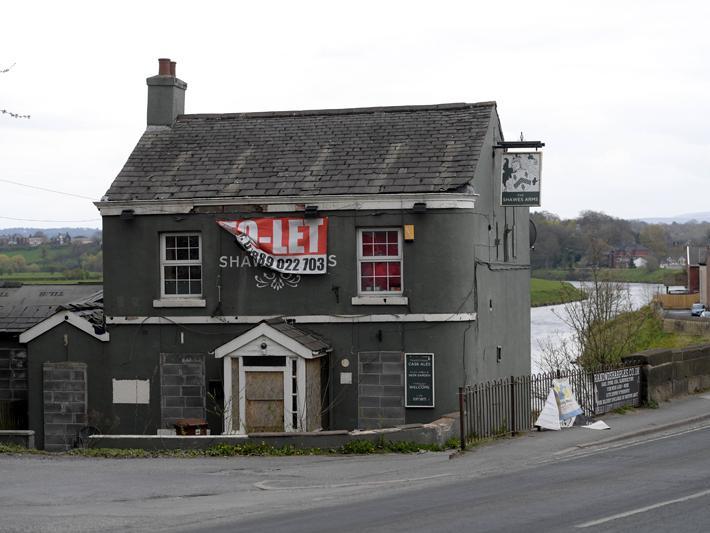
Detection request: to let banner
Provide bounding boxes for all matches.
[218,217,328,274]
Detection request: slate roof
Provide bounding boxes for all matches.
[57,294,105,335]
[265,318,331,355]
[0,284,103,333]
[104,102,497,202]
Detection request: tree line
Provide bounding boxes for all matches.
[530,210,708,271]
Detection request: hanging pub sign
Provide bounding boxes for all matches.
[405,353,435,408]
[218,217,328,274]
[501,152,542,207]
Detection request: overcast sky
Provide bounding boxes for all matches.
[1,0,708,229]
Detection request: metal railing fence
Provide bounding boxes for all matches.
[458,365,640,449]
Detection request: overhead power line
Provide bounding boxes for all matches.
[0,178,97,201]
[0,215,101,223]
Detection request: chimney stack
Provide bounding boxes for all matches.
[146,57,187,126]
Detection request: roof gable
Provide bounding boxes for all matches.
[104,102,496,202]
[214,320,330,359]
[19,310,109,344]
[0,284,103,333]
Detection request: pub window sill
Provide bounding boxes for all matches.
[153,298,206,308]
[351,296,408,306]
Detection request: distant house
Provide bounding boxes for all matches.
[27,237,45,247]
[632,257,648,269]
[660,256,686,270]
[689,245,710,305]
[687,245,704,294]
[608,246,650,268]
[50,233,72,246]
[71,236,94,246]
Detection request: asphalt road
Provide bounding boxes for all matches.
[2,423,710,532]
[204,426,710,533]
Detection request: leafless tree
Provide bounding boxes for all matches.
[540,269,654,371]
[1,63,30,119]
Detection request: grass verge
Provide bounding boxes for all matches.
[530,278,585,307]
[0,438,459,458]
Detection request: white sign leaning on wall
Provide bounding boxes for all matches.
[501,151,542,206]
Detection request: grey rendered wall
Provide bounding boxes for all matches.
[466,109,532,381]
[100,206,484,431]
[98,317,477,432]
[103,208,479,318]
[100,208,528,431]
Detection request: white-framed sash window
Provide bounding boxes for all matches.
[160,233,202,298]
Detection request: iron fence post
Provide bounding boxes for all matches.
[458,387,466,451]
[510,375,516,436]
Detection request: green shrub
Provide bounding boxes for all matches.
[341,440,377,454]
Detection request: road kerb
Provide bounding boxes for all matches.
[575,412,710,449]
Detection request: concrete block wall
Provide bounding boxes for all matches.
[42,362,87,451]
[358,351,405,429]
[160,353,206,429]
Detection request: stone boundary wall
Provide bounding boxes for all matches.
[663,317,710,336]
[43,362,87,452]
[623,344,710,403]
[89,412,459,451]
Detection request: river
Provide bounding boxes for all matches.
[530,282,663,372]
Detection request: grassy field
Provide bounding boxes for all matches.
[530,278,585,307]
[533,268,674,284]
[0,246,50,263]
[1,244,99,261]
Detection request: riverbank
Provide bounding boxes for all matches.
[530,278,585,307]
[533,268,677,285]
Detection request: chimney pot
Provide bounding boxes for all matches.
[158,58,171,76]
[170,61,176,77]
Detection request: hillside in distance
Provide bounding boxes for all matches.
[0,227,101,238]
[639,212,710,224]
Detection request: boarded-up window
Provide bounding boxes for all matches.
[358,351,404,429]
[112,379,150,404]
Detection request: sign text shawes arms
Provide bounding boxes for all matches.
[218,217,328,274]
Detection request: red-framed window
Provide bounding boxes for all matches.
[357,229,402,294]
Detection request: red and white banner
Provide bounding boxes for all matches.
[218,217,328,274]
